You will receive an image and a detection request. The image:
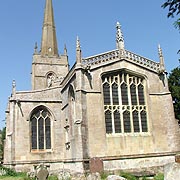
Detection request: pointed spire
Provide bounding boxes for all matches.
[116,22,125,50]
[76,36,82,64]
[158,44,166,72]
[41,0,58,57]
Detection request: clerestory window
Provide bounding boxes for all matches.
[30,106,51,150]
[102,71,148,134]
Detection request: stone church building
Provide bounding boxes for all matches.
[3,0,180,174]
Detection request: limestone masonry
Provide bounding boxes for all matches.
[3,0,180,174]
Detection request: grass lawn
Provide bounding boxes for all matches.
[0,177,25,180]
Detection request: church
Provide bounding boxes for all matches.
[3,0,180,174]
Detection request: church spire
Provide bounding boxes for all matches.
[41,0,58,57]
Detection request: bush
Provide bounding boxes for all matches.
[0,165,18,176]
[100,171,109,180]
[154,173,164,180]
[48,175,59,180]
[119,171,137,180]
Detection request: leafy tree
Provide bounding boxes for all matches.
[168,67,180,125]
[161,0,180,31]
[0,127,6,162]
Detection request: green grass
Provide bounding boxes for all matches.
[0,177,25,180]
[0,175,58,180]
[119,171,138,180]
[154,173,164,180]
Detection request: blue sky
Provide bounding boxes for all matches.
[0,0,179,128]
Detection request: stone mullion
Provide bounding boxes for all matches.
[127,74,133,133]
[135,77,141,133]
[137,84,143,133]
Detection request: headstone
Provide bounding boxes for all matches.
[35,164,49,180]
[90,157,104,173]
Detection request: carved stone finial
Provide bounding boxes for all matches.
[158,44,166,73]
[76,36,81,50]
[76,36,82,64]
[64,44,67,56]
[116,22,125,50]
[34,42,38,54]
[12,80,16,96]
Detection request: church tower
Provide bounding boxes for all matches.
[31,0,69,90]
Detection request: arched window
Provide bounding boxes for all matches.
[30,106,51,150]
[102,71,148,134]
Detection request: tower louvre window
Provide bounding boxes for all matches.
[102,71,148,134]
[30,106,52,150]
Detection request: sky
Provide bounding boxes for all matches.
[0,0,179,129]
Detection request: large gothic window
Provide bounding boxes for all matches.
[30,106,51,150]
[102,71,148,134]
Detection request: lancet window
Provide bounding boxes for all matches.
[102,71,148,134]
[30,106,51,150]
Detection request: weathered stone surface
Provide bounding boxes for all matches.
[175,154,180,163]
[58,171,71,180]
[35,164,49,180]
[86,172,101,180]
[3,0,180,175]
[90,157,104,173]
[107,175,127,180]
[164,162,180,180]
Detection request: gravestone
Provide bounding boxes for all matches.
[35,164,49,180]
[90,157,104,173]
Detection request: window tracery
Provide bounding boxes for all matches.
[102,71,148,134]
[30,106,51,150]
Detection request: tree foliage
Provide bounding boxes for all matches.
[161,0,180,31]
[0,127,6,161]
[168,67,180,125]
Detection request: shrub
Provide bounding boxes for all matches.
[48,175,59,180]
[119,171,137,180]
[154,173,164,180]
[100,171,109,180]
[0,165,18,176]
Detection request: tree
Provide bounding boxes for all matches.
[0,127,6,162]
[162,0,180,31]
[168,67,180,125]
